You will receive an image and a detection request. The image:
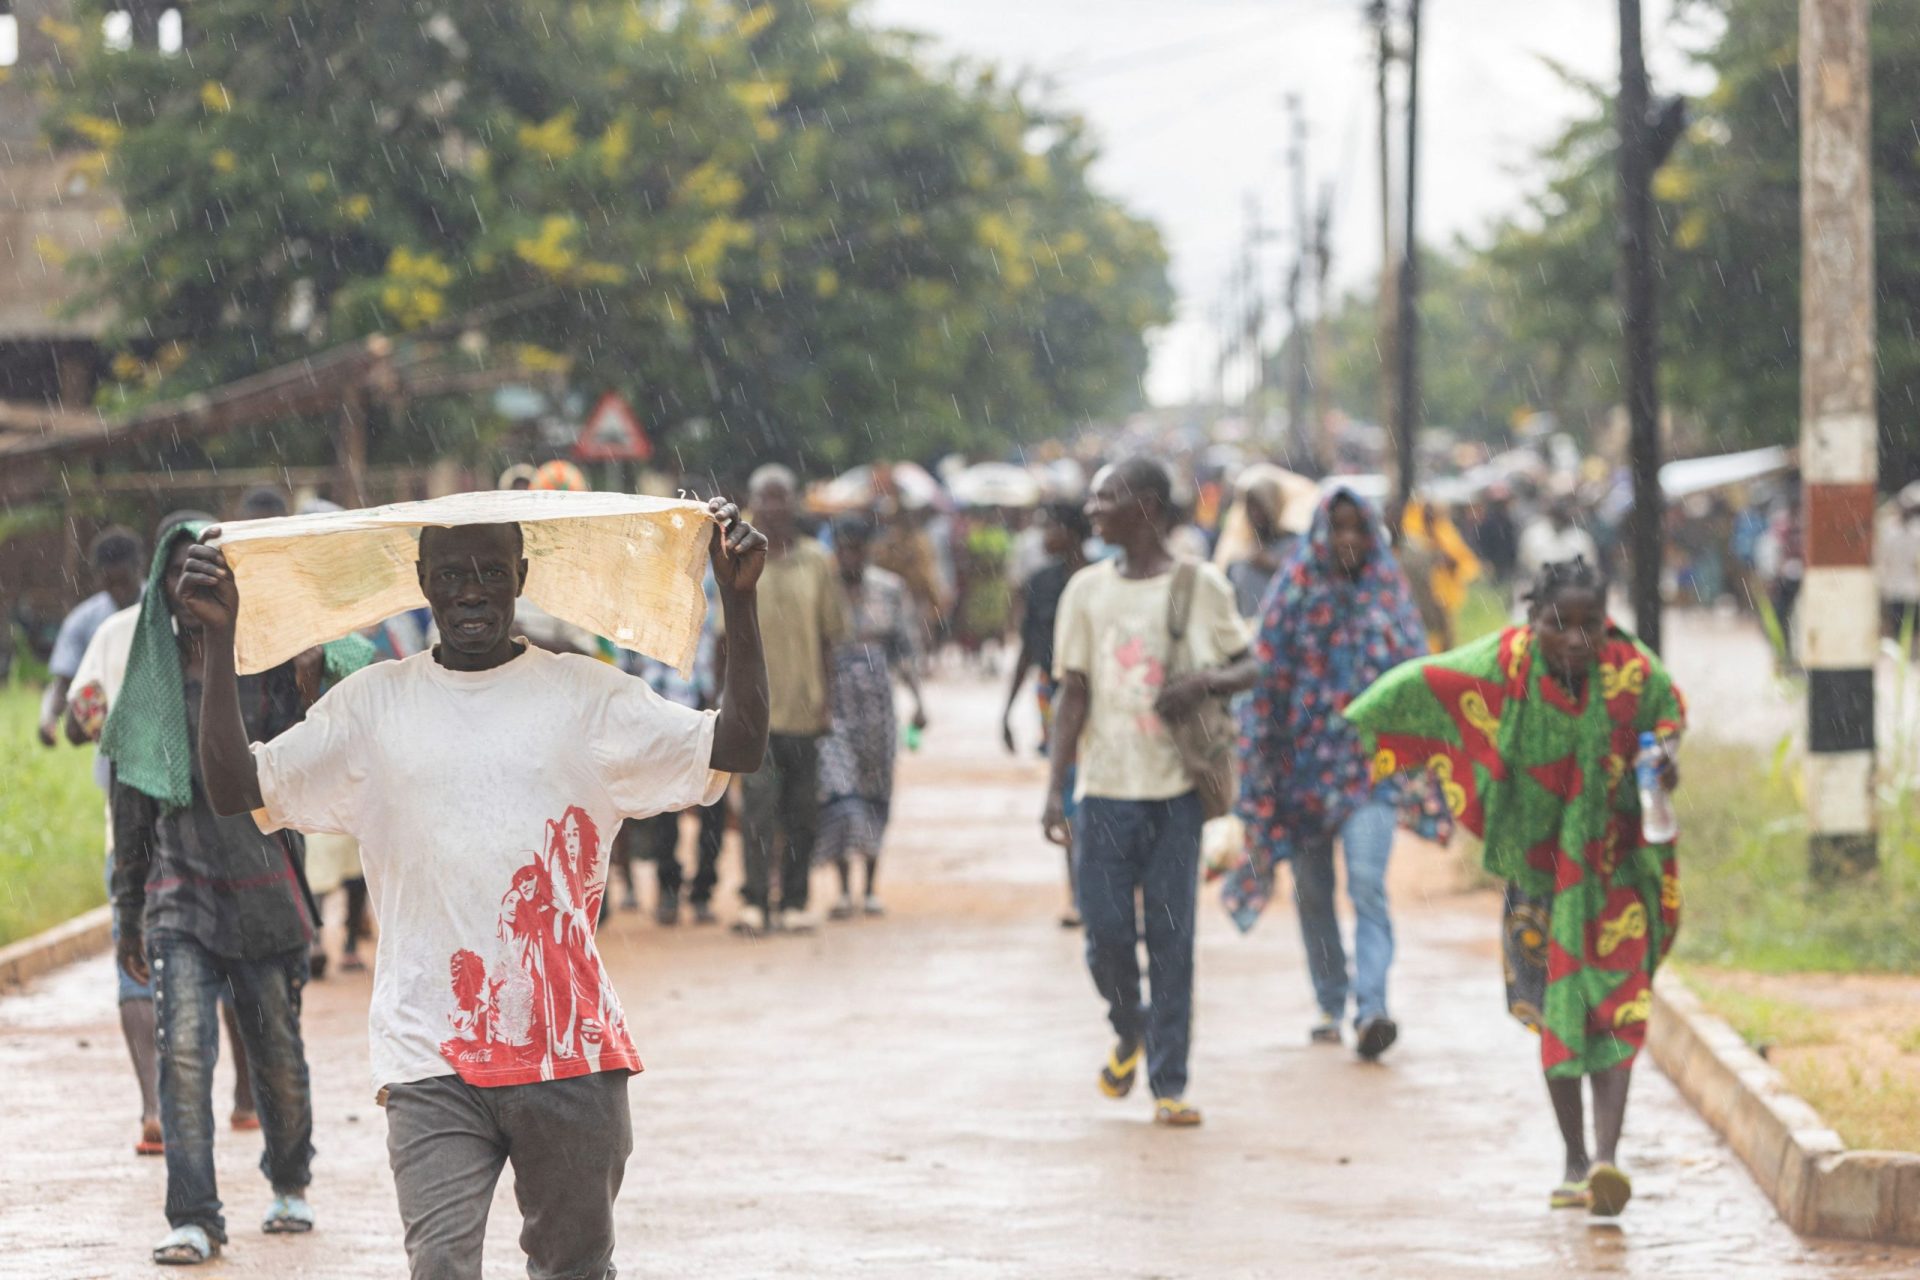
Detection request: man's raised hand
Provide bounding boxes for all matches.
[706,497,768,594]
[180,536,241,634]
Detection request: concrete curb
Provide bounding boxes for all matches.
[1651,970,1920,1242]
[0,905,112,991]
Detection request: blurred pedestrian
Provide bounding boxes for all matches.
[498,463,538,491]
[1518,494,1599,589]
[37,526,145,746]
[1002,501,1094,925]
[873,505,949,653]
[1346,557,1685,1218]
[1008,506,1051,587]
[956,511,1013,668]
[105,520,341,1264]
[736,465,850,935]
[817,517,927,919]
[1212,465,1301,619]
[236,485,291,521]
[1223,490,1450,1059]
[1756,491,1805,671]
[1042,458,1257,1127]
[1403,499,1482,639]
[65,514,261,1160]
[622,568,729,927]
[1876,484,1920,650]
[1390,506,1454,652]
[1475,487,1521,583]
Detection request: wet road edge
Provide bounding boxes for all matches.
[1652,970,1920,1243]
[0,904,110,991]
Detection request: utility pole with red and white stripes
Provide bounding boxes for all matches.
[1799,0,1878,879]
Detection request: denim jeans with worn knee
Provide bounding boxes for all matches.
[150,932,314,1242]
[1290,800,1397,1025]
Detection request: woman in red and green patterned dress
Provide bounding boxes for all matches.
[1343,557,1684,1218]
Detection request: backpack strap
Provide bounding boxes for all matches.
[1168,560,1199,645]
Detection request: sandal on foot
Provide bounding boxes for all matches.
[1550,1180,1591,1210]
[1153,1097,1204,1127]
[1098,1042,1142,1099]
[153,1225,219,1265]
[230,1108,260,1132]
[136,1119,165,1157]
[1586,1163,1632,1217]
[263,1193,315,1234]
[1309,1013,1342,1046]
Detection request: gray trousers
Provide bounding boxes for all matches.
[384,1070,633,1280]
[739,732,821,911]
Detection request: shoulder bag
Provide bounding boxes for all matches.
[1165,560,1239,821]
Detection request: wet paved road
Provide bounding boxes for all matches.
[2,673,1917,1278]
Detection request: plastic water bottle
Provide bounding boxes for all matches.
[1636,731,1678,844]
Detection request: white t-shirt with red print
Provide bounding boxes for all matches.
[253,644,727,1092]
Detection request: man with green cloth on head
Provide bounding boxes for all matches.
[106,518,373,1267]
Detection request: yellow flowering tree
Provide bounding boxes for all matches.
[49,0,1171,473]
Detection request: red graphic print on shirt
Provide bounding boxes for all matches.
[438,806,636,1084]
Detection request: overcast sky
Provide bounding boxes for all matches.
[866,0,1715,405]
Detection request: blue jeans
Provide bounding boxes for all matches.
[150,933,315,1242]
[107,852,153,1004]
[1075,793,1202,1100]
[1291,801,1397,1024]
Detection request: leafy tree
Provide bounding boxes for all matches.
[43,0,1171,476]
[1313,0,1920,483]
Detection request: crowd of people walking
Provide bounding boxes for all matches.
[22,446,1697,1275]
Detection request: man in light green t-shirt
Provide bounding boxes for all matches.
[734,464,851,935]
[1043,458,1256,1127]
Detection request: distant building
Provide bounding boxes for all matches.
[0,1,183,409]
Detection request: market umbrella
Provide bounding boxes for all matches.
[211,490,714,676]
[950,462,1042,508]
[810,462,943,512]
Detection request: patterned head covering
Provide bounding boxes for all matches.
[1223,487,1447,930]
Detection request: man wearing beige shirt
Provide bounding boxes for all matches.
[735,465,852,935]
[1043,459,1257,1126]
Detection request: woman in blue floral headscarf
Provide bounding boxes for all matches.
[1224,488,1451,1060]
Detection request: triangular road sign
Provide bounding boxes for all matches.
[573,392,652,462]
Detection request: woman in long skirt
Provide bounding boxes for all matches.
[819,517,928,919]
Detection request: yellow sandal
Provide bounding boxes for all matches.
[1587,1163,1633,1217]
[1098,1043,1142,1099]
[1154,1097,1203,1127]
[1549,1180,1591,1210]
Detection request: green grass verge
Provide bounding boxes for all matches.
[0,680,107,947]
[1455,581,1511,647]
[1680,973,1835,1050]
[1672,740,1920,973]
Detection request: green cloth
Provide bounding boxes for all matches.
[101,522,210,811]
[1342,624,1686,1077]
[102,522,375,811]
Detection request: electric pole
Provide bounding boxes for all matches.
[1619,0,1664,655]
[1286,96,1311,462]
[1392,0,1422,515]
[1370,0,1397,448]
[1800,0,1879,879]
[1312,181,1336,475]
[1240,194,1268,417]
